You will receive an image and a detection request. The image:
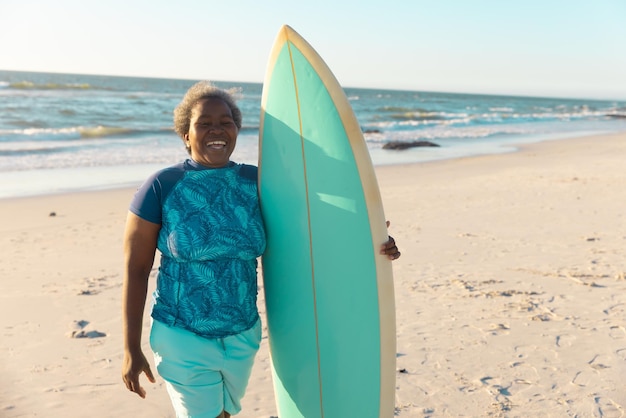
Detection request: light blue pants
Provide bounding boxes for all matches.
[150,319,262,417]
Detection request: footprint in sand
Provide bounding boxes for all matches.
[571,353,617,389]
[609,325,626,340]
[603,303,625,317]
[588,354,611,370]
[488,323,510,335]
[594,396,624,417]
[509,361,539,384]
[76,274,119,295]
[571,370,593,387]
[555,333,576,348]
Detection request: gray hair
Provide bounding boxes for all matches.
[173,81,243,142]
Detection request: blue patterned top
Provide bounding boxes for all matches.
[130,160,266,338]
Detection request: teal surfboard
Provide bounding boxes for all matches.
[258,25,396,417]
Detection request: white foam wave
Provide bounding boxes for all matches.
[0,125,141,140]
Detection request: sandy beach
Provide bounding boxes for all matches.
[1,132,625,417]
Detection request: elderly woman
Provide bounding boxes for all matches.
[121,81,400,418]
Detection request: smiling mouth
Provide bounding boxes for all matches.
[206,140,227,149]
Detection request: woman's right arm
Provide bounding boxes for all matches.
[121,211,160,398]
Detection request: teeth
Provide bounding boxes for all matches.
[206,141,226,147]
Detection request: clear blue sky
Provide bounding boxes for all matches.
[1,0,625,100]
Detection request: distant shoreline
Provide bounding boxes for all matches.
[2,129,625,201]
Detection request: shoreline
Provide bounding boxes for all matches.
[2,128,625,200]
[1,131,625,417]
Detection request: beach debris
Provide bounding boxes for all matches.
[66,320,89,338]
[72,330,107,339]
[383,140,440,150]
[49,211,56,217]
[66,319,107,339]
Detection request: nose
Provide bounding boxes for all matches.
[208,124,224,132]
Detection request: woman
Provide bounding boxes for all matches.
[121,81,400,418]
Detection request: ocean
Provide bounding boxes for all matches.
[1,69,625,198]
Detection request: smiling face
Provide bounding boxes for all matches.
[184,98,239,168]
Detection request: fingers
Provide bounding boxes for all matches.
[380,235,401,260]
[128,378,147,398]
[144,366,156,383]
[122,362,153,398]
[383,220,400,260]
[123,374,146,398]
[135,384,147,399]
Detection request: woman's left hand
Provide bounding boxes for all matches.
[380,221,401,260]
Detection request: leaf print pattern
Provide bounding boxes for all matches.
[152,164,266,338]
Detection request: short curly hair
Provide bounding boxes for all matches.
[173,81,243,144]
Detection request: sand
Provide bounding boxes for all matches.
[1,132,625,417]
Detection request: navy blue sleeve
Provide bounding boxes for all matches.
[129,165,186,224]
[238,164,258,182]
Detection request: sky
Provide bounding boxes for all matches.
[1,0,625,100]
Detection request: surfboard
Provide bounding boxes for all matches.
[258,25,396,417]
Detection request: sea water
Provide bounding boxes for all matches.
[1,70,625,198]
